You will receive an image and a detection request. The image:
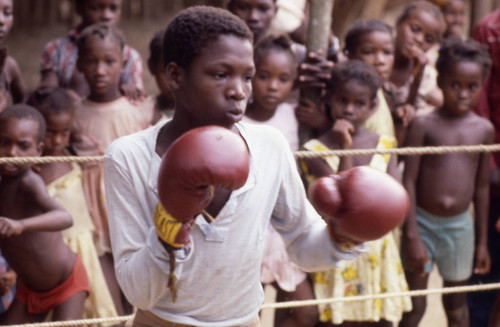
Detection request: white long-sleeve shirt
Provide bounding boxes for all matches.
[103,121,361,326]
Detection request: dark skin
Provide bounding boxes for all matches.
[228,0,332,132]
[0,117,86,324]
[77,34,124,104]
[389,8,444,146]
[227,0,277,44]
[0,0,27,106]
[41,0,143,101]
[303,80,397,327]
[38,112,73,185]
[304,80,399,188]
[400,61,494,327]
[247,49,317,327]
[157,34,255,228]
[77,35,132,317]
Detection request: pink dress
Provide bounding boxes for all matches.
[243,102,307,291]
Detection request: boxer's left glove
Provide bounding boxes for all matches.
[309,166,409,245]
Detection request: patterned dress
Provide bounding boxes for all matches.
[301,137,412,324]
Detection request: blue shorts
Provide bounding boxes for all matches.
[402,206,474,282]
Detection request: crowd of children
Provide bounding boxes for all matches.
[0,0,498,326]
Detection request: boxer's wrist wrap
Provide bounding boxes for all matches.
[154,203,185,249]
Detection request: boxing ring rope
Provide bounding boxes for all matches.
[2,143,500,326]
[3,283,500,327]
[1,143,500,165]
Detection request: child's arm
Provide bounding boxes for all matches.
[386,151,401,183]
[332,119,353,172]
[402,116,429,275]
[0,175,72,236]
[472,126,494,274]
[5,57,27,104]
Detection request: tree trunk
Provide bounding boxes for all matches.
[298,0,335,146]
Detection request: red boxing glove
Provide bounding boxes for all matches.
[156,126,250,247]
[309,166,409,242]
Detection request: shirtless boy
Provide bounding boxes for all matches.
[401,38,494,327]
[0,105,88,324]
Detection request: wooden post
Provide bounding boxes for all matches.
[298,0,335,146]
[470,0,493,32]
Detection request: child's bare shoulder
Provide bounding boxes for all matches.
[18,170,50,199]
[4,56,22,80]
[468,113,495,139]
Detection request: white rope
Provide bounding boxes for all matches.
[3,283,500,326]
[261,282,500,310]
[0,144,499,165]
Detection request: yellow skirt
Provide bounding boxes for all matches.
[313,233,412,324]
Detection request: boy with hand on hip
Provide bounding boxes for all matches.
[103,6,370,327]
[400,37,494,327]
[0,105,89,325]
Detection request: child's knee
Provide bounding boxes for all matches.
[409,297,427,318]
[294,306,319,327]
[445,305,468,324]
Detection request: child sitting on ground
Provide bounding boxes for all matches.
[400,37,493,327]
[301,60,411,327]
[0,0,27,109]
[71,23,148,317]
[243,34,317,327]
[40,0,144,100]
[0,105,88,324]
[28,86,118,321]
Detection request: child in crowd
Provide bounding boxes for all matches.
[426,0,468,67]
[301,60,411,327]
[226,0,278,44]
[103,7,364,326]
[386,1,446,145]
[432,0,467,39]
[342,18,396,140]
[244,35,298,150]
[0,0,27,109]
[28,86,118,321]
[40,0,144,100]
[0,105,88,324]
[139,29,174,125]
[71,23,148,317]
[243,34,317,327]
[227,0,335,137]
[72,23,148,154]
[400,37,493,327]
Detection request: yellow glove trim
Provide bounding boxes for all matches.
[154,203,185,249]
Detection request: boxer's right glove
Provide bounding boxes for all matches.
[309,166,409,244]
[155,126,250,302]
[155,125,250,248]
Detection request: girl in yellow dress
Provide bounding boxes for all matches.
[301,61,411,326]
[28,86,117,322]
